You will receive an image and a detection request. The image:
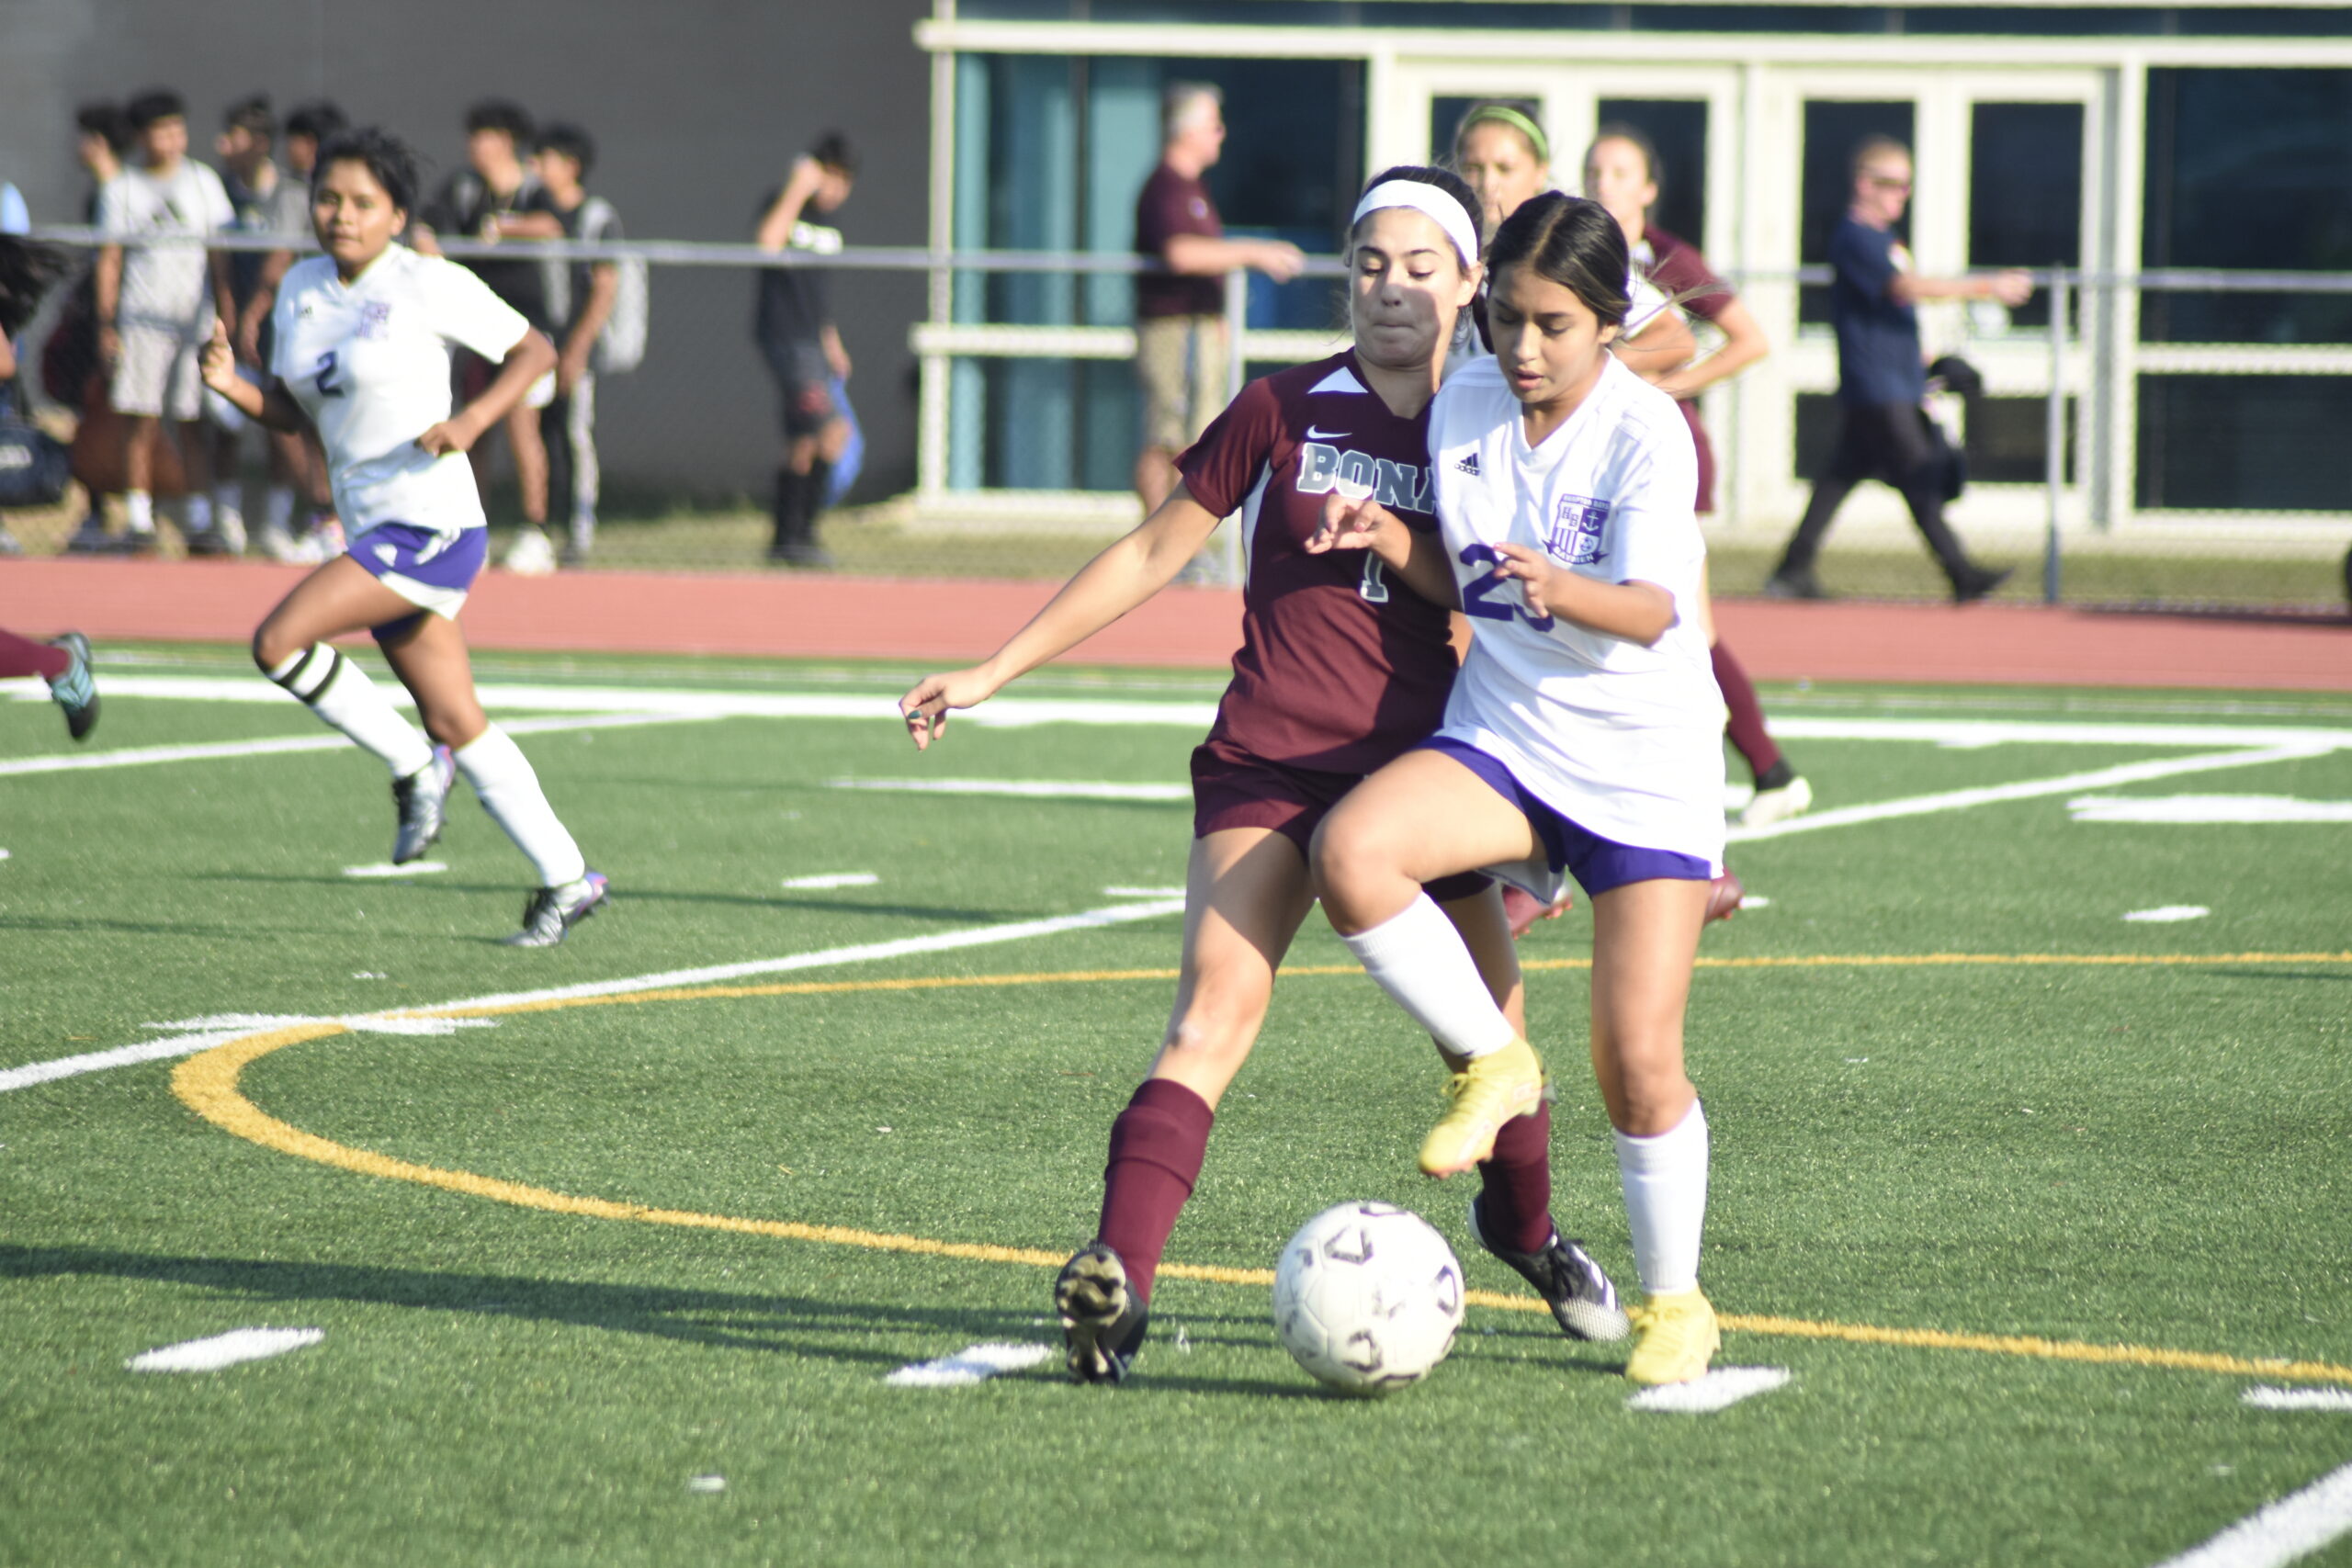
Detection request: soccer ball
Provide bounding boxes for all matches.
[1272,1201,1465,1395]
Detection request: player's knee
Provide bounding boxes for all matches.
[252,624,299,674]
[1310,807,1402,909]
[417,700,486,750]
[1608,1064,1694,1136]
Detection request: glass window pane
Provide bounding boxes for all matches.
[2135,374,2352,512]
[1592,99,1709,254]
[1801,100,1914,326]
[1968,103,2081,332]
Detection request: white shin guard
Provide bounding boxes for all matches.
[1340,893,1519,1060]
[267,645,435,779]
[1614,1099,1710,1297]
[454,725,587,888]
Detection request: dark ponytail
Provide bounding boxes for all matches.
[1350,164,1484,267]
[1484,191,1633,330]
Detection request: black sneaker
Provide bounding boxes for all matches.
[503,871,609,948]
[1466,1194,1631,1343]
[390,745,454,864]
[1761,569,1829,601]
[1055,1244,1148,1384]
[45,631,99,742]
[1951,565,2013,604]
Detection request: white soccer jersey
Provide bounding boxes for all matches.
[97,160,234,329]
[271,244,531,536]
[1429,354,1725,863]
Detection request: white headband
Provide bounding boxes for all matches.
[1351,180,1479,269]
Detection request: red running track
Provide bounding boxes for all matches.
[1,557,2345,692]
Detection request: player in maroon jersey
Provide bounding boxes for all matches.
[900,166,1629,1384]
[1585,125,1812,831]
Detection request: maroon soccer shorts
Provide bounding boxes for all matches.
[1190,736,1490,902]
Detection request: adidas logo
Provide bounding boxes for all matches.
[1453,452,1482,475]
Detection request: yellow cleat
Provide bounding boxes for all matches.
[1419,1037,1546,1178]
[1623,1288,1721,1385]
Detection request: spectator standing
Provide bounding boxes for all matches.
[205,93,297,555]
[56,105,132,553]
[415,100,559,575]
[248,99,345,561]
[1766,136,2030,604]
[752,132,857,568]
[94,89,235,553]
[1131,83,1305,515]
[526,125,620,566]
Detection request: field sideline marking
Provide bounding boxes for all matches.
[164,966,2352,1390]
[0,711,707,778]
[2149,1461,2352,1568]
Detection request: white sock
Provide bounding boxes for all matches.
[1340,893,1518,1060]
[125,491,155,532]
[266,646,434,778]
[1614,1100,1710,1297]
[265,486,296,532]
[454,725,587,887]
[184,494,212,533]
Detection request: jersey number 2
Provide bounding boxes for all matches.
[312,351,345,398]
[1458,544,1555,632]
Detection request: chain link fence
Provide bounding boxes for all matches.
[8,231,2348,615]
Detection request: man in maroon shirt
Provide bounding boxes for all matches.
[1132,82,1304,513]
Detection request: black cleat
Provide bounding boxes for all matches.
[390,745,455,863]
[45,632,98,742]
[503,871,609,948]
[1467,1194,1631,1343]
[1055,1244,1148,1384]
[1951,565,2013,604]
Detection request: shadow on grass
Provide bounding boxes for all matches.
[191,870,1010,924]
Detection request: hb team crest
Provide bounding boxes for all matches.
[1544,494,1611,566]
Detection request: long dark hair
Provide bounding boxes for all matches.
[0,237,74,340]
[1485,191,1633,330]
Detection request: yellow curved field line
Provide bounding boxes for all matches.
[171,953,2352,1388]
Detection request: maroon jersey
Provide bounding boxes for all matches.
[1178,352,1457,774]
[1135,164,1223,319]
[1642,225,1730,513]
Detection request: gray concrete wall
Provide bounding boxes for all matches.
[0,0,933,505]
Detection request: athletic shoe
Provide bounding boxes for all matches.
[217,510,247,556]
[767,540,836,570]
[44,631,99,742]
[1055,1243,1148,1384]
[1501,885,1574,939]
[1465,1194,1630,1343]
[390,746,455,863]
[0,525,23,557]
[1624,1287,1721,1385]
[503,871,610,948]
[1705,870,1745,924]
[1739,773,1814,829]
[1760,569,1829,601]
[503,525,558,576]
[1420,1037,1546,1179]
[256,521,301,561]
[184,526,233,558]
[1951,565,2012,604]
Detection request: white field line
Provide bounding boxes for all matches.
[0,710,704,778]
[2150,1461,2352,1568]
[2070,795,2352,825]
[0,898,1188,1095]
[1727,745,2336,844]
[1625,1367,1792,1414]
[832,777,1191,802]
[126,1326,323,1372]
[1767,716,2352,752]
[344,862,450,878]
[885,1342,1055,1387]
[2244,1387,2352,1413]
[2123,906,2211,923]
[780,872,880,890]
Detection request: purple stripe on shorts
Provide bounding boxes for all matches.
[1419,736,1712,897]
[350,523,487,593]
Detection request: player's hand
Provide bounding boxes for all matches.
[557,345,591,396]
[1489,541,1563,619]
[1255,241,1306,284]
[1989,269,2034,308]
[898,668,997,751]
[1306,490,1390,555]
[415,416,481,457]
[198,319,239,395]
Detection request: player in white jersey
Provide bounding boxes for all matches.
[1305,193,1727,1386]
[199,130,607,947]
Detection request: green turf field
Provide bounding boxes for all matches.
[5,647,2350,1568]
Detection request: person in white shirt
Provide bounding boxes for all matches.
[95,89,235,548]
[200,129,607,948]
[1304,192,1727,1388]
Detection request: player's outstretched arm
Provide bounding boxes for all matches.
[1305,491,1460,609]
[419,326,558,456]
[899,486,1226,749]
[198,321,307,433]
[1489,542,1677,645]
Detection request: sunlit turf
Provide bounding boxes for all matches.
[3,651,2348,1567]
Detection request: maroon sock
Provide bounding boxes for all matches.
[1478,1103,1556,1255]
[0,630,71,683]
[1713,640,1783,782]
[1095,1077,1215,1308]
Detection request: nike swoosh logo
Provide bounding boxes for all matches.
[1305,426,1349,441]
